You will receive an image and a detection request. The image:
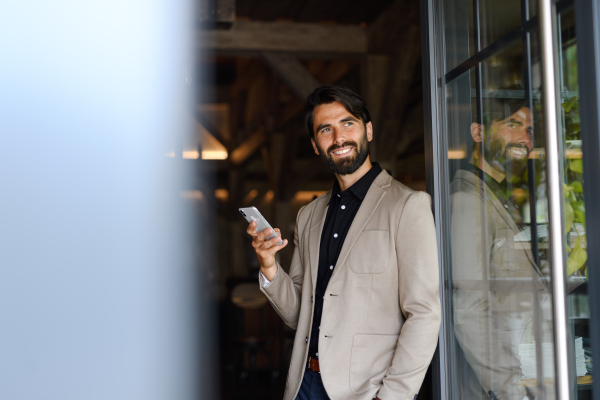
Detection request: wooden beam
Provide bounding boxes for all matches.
[262,53,322,101]
[364,0,422,163]
[278,102,304,128]
[198,0,235,29]
[244,73,268,125]
[318,60,355,85]
[396,100,424,158]
[361,54,390,130]
[229,126,266,165]
[199,21,367,55]
[374,21,422,162]
[367,0,419,53]
[273,59,355,130]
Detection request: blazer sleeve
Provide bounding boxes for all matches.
[378,191,441,400]
[257,205,306,330]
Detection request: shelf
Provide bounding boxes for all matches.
[521,375,592,387]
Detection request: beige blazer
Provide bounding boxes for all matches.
[450,169,549,400]
[259,170,441,400]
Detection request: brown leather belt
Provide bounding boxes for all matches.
[307,356,320,373]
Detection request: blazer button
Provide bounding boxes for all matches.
[311,295,313,303]
[305,337,308,343]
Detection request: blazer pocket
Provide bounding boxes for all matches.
[349,230,390,274]
[350,333,398,394]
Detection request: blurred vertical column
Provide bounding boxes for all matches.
[0,0,213,399]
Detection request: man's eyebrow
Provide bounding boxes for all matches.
[505,118,524,125]
[315,116,360,133]
[316,123,331,133]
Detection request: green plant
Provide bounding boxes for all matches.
[562,96,588,278]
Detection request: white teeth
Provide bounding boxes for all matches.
[333,148,351,155]
[509,148,526,157]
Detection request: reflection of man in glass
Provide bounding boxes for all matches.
[450,98,546,400]
[471,104,532,186]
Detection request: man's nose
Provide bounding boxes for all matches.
[332,128,346,144]
[517,127,533,149]
[522,131,533,150]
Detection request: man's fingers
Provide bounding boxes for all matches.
[262,234,284,250]
[252,228,274,249]
[274,228,281,235]
[246,221,257,236]
[256,227,273,241]
[261,238,288,254]
[267,239,288,254]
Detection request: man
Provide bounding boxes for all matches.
[246,85,441,400]
[450,99,550,400]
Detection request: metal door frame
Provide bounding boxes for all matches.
[421,0,600,398]
[574,0,600,398]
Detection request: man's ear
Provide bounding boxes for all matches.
[311,138,320,155]
[471,122,483,143]
[366,121,373,142]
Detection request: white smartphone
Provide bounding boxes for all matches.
[239,207,284,245]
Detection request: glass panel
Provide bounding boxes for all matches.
[444,40,558,399]
[529,0,538,21]
[558,5,594,398]
[479,0,521,49]
[444,0,474,72]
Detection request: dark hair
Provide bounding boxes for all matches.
[482,96,528,128]
[304,85,371,138]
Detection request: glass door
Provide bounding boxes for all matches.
[421,0,600,398]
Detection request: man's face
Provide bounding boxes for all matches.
[483,107,533,176]
[310,101,373,176]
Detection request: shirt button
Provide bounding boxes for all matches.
[337,194,340,197]
[330,265,333,270]
[306,337,308,343]
[316,352,319,356]
[504,204,508,208]
[341,205,346,209]
[333,233,338,238]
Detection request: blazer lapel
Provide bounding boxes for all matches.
[309,192,331,289]
[457,169,543,279]
[330,171,389,283]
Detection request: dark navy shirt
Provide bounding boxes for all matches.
[309,162,382,359]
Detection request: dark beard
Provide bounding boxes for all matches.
[484,135,529,176]
[317,131,369,175]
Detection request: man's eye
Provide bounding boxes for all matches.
[320,128,332,135]
[507,123,517,129]
[344,122,352,127]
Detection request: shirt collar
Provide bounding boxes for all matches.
[459,160,509,204]
[329,162,382,204]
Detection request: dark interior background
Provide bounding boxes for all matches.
[192,1,430,398]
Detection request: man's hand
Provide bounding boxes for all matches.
[247,221,288,281]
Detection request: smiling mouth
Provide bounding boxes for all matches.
[331,147,353,156]
[507,146,528,158]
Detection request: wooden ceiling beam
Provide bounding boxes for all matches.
[262,53,322,101]
[317,60,356,85]
[375,21,422,162]
[364,0,422,163]
[272,59,356,131]
[229,126,266,165]
[361,54,390,129]
[367,0,419,54]
[199,21,367,55]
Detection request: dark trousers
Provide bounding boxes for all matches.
[295,369,330,400]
